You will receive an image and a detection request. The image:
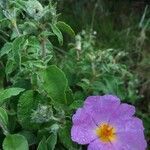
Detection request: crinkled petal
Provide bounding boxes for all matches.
[88,117,147,150]
[109,104,135,128]
[124,117,144,132]
[84,95,120,125]
[112,140,133,150]
[114,117,144,133]
[117,131,147,150]
[115,117,147,150]
[109,103,135,124]
[71,108,97,144]
[87,139,113,150]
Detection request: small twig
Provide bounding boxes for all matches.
[90,1,98,32]
[41,38,46,58]
[13,20,21,36]
[53,46,68,54]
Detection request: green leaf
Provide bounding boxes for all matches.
[0,66,5,89]
[17,90,40,130]
[69,100,83,110]
[0,42,12,57]
[0,107,8,134]
[39,65,68,104]
[3,134,29,150]
[46,133,57,150]
[58,122,78,150]
[19,131,37,146]
[50,24,63,45]
[0,88,25,105]
[12,36,25,66]
[37,137,47,150]
[40,31,54,37]
[56,21,75,37]
[5,57,17,76]
[65,87,74,105]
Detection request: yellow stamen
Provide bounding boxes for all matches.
[96,123,116,143]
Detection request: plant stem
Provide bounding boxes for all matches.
[13,21,21,36]
[41,38,46,58]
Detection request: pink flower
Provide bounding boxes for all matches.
[71,95,147,150]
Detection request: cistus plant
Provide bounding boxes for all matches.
[0,0,79,149]
[60,30,140,104]
[0,0,149,150]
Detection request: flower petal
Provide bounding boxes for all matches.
[109,103,135,124]
[112,140,132,150]
[71,108,97,144]
[84,95,120,125]
[116,117,147,150]
[109,104,135,131]
[87,139,113,150]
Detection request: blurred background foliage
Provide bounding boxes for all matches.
[0,0,150,149]
[57,0,150,146]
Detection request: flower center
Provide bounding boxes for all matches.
[96,123,116,143]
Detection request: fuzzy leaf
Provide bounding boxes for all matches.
[3,134,28,150]
[39,65,68,104]
[19,131,37,146]
[46,133,57,150]
[0,42,12,57]
[37,137,47,150]
[12,36,25,65]
[17,90,40,130]
[56,21,75,37]
[58,122,78,150]
[0,88,25,105]
[51,24,63,45]
[0,107,8,134]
